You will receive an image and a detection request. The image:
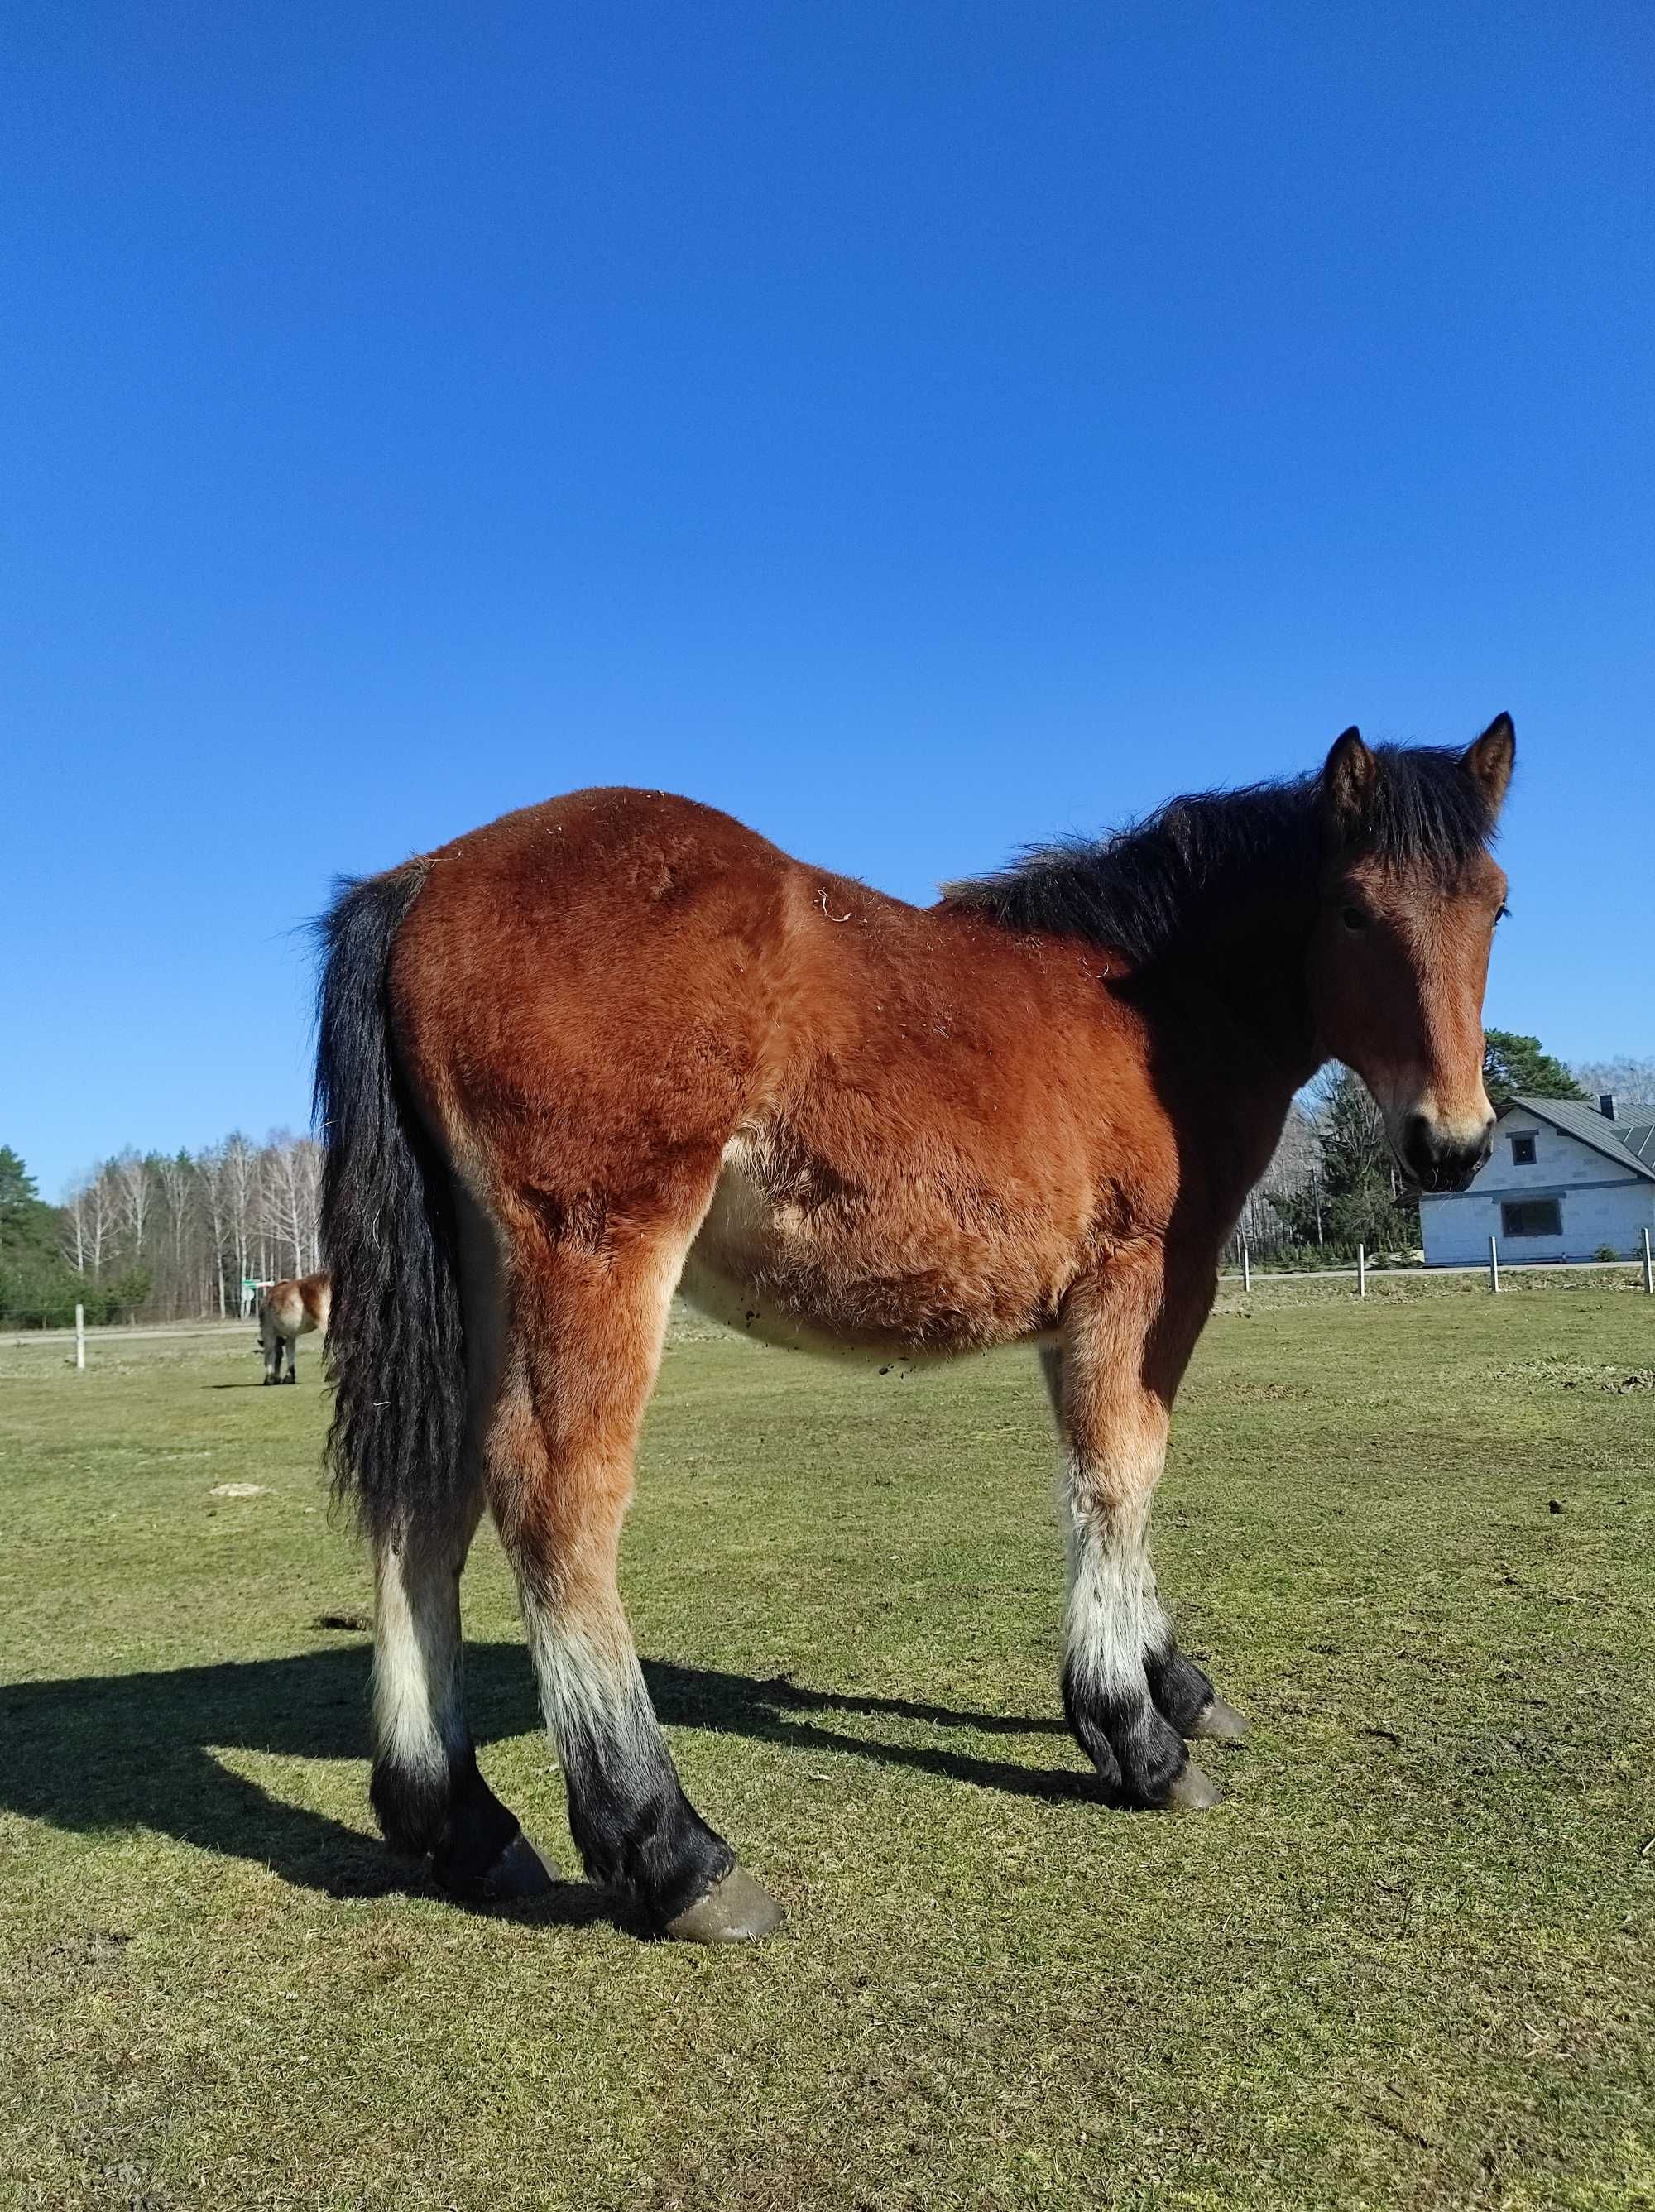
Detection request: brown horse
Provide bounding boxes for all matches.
[257,1271,331,1384]
[315,716,1513,1941]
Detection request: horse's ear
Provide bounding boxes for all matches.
[1322,726,1378,838]
[1461,712,1515,815]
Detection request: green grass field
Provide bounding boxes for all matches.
[3,1284,1653,2211]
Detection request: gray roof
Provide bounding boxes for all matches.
[1499,1096,1655,1181]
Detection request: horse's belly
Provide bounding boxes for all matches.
[678,1135,1066,1361]
[676,1242,888,1360]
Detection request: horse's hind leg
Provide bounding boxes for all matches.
[484,1192,780,1942]
[367,1191,554,1901]
[369,1487,550,1898]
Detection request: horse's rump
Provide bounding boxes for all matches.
[259,1272,330,1341]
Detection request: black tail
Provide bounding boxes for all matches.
[314,862,466,1543]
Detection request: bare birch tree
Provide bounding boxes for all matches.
[197,1143,232,1316]
[254,1133,327,1279]
[60,1181,89,1276]
[154,1151,199,1321]
[111,1151,154,1268]
[220,1133,259,1312]
[61,1171,115,1282]
[294,1135,323,1272]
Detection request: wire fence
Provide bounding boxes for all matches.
[1223,1230,1655,1296]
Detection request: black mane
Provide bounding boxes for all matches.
[942,744,1497,968]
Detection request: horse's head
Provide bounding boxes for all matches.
[1307,715,1513,1193]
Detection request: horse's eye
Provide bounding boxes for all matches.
[1495,904,1510,924]
[1341,906,1369,932]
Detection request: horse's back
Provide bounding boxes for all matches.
[393,783,1152,1126]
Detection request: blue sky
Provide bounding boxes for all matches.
[3,3,1651,1197]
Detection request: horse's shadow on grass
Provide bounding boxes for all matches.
[2,1643,1081,1914]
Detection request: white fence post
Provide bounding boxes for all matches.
[1489,1236,1500,1295]
[1242,1240,1251,1293]
[1357,1244,1366,1298]
[1643,1226,1653,1296]
[75,1303,86,1371]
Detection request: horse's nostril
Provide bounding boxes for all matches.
[1402,1114,1436,1180]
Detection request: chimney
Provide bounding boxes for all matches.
[1599,1093,1616,1120]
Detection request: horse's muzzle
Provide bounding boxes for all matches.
[1403,1115,1493,1193]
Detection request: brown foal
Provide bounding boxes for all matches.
[257,1270,331,1384]
[315,716,1513,1940]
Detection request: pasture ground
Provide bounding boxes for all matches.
[2,1282,1652,2211]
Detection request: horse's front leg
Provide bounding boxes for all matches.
[1043,1284,1231,1810]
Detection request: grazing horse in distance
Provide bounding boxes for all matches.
[258,1271,331,1384]
[315,715,1514,1942]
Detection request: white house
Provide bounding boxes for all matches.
[1419,1095,1655,1265]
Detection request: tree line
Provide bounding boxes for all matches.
[0,1134,321,1328]
[3,1034,1650,1323]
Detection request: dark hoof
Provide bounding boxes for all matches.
[1164,1761,1222,1811]
[664,1866,784,1944]
[1187,1696,1249,1746]
[261,1376,274,1386]
[282,1373,297,1385]
[438,1831,559,1903]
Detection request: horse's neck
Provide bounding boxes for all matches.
[1139,888,1324,1228]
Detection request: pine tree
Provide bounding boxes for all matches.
[0,1147,118,1326]
[0,1145,39,1220]
[1269,1071,1419,1258]
[1482,1030,1585,1102]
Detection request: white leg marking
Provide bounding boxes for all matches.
[520,1599,662,1794]
[1058,1462,1163,1704]
[372,1538,468,1784]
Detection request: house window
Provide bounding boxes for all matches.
[1509,1134,1537,1166]
[1502,1198,1561,1240]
